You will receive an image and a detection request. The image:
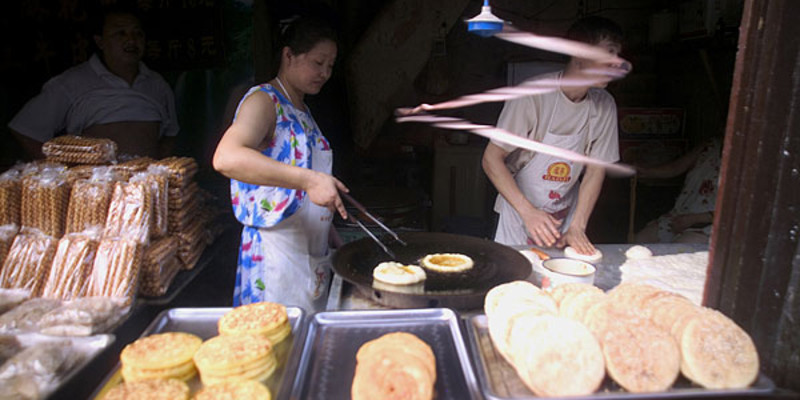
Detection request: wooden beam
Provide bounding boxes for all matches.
[707,0,800,390]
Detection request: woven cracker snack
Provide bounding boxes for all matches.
[0,224,19,267]
[0,230,58,296]
[104,181,153,244]
[20,169,70,238]
[88,237,143,306]
[40,230,102,300]
[130,167,169,239]
[155,157,198,189]
[42,135,117,165]
[139,236,180,296]
[0,170,21,227]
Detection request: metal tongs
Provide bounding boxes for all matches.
[340,191,407,258]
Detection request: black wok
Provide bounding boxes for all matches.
[332,232,531,310]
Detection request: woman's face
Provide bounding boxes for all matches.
[286,39,337,95]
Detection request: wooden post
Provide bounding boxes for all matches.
[706,0,800,390]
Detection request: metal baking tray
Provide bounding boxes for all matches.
[91,307,306,400]
[290,308,480,400]
[465,314,776,399]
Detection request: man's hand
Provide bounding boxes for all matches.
[557,226,596,255]
[521,208,562,247]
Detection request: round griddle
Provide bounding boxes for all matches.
[332,232,531,310]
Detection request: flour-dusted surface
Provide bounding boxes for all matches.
[619,251,709,305]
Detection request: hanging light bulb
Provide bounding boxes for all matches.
[466,0,505,37]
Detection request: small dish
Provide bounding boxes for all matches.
[539,257,596,289]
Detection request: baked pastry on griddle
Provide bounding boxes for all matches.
[372,261,426,285]
[420,253,473,273]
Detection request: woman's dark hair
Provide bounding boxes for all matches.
[278,16,338,55]
[566,16,623,46]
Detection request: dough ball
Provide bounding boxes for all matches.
[625,245,653,260]
[564,246,603,263]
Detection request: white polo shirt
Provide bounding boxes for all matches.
[8,54,179,142]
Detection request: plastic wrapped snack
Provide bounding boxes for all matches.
[176,218,207,269]
[103,181,152,244]
[0,224,19,266]
[167,181,199,211]
[168,197,201,234]
[0,288,31,315]
[0,230,58,296]
[41,135,117,165]
[38,297,126,336]
[20,169,70,238]
[0,340,78,400]
[64,180,114,235]
[40,230,101,300]
[140,255,181,297]
[130,167,169,239]
[0,170,21,227]
[0,335,22,366]
[0,298,62,334]
[155,156,198,189]
[88,238,143,306]
[139,237,179,297]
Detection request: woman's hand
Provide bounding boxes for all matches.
[521,208,562,247]
[305,171,349,219]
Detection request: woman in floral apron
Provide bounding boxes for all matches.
[213,16,347,312]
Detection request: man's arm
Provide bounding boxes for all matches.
[10,129,44,160]
[558,164,604,253]
[482,142,561,247]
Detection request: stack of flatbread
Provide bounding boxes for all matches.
[484,281,605,396]
[485,280,760,395]
[193,333,277,386]
[120,332,201,382]
[217,301,291,346]
[103,378,190,400]
[193,380,271,400]
[351,332,436,400]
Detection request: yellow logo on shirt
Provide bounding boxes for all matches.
[542,162,571,182]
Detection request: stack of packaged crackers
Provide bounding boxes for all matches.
[0,136,223,309]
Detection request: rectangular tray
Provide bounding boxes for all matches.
[290,308,480,400]
[465,314,775,399]
[91,307,307,400]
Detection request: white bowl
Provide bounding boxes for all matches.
[538,257,596,289]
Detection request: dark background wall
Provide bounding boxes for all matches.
[0,0,741,243]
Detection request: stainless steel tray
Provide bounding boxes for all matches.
[290,308,480,400]
[91,307,307,400]
[465,314,775,399]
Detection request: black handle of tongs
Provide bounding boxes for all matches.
[339,191,408,246]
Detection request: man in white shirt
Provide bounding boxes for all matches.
[482,16,624,255]
[8,6,178,159]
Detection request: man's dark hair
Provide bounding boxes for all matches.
[89,4,143,36]
[278,15,338,55]
[566,16,623,46]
